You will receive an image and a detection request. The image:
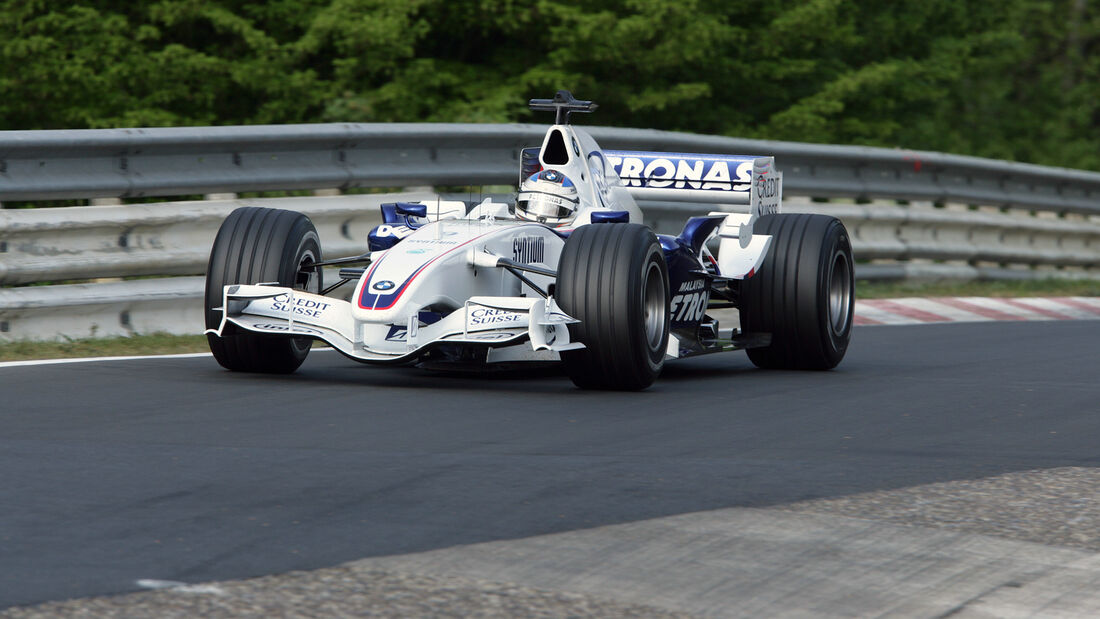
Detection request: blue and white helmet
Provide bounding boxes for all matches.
[516,169,580,225]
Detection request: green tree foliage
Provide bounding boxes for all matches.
[1,0,1098,170]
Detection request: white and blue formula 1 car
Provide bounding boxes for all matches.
[205,91,854,390]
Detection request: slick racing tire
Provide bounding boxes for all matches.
[556,223,670,390]
[739,213,854,370]
[205,207,323,373]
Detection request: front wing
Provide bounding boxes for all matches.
[205,285,583,364]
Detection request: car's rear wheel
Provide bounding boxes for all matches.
[739,213,853,369]
[556,223,670,390]
[204,207,322,373]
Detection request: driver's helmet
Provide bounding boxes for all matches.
[515,169,580,225]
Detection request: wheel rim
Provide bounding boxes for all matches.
[828,250,852,335]
[290,247,320,353]
[642,260,667,351]
[295,250,320,294]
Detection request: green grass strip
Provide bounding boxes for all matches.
[0,333,210,362]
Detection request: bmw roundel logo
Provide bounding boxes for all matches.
[373,280,396,291]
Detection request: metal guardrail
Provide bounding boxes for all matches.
[0,192,435,286]
[597,129,1100,215]
[3,123,1100,213]
[1,123,1098,341]
[0,124,537,201]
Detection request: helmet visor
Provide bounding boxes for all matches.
[516,191,577,222]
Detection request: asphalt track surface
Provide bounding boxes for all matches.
[2,320,1098,610]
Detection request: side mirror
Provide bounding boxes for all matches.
[395,203,428,218]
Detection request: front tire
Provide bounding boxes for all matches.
[739,213,854,370]
[204,207,323,373]
[556,223,670,390]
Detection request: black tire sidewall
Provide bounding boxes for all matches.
[281,228,322,356]
[817,221,853,362]
[638,242,670,372]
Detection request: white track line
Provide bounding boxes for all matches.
[0,352,213,369]
[136,579,226,595]
[0,347,340,369]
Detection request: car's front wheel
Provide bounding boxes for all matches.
[555,223,670,390]
[204,207,323,373]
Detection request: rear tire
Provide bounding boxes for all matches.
[556,223,670,390]
[739,213,854,370]
[204,207,323,373]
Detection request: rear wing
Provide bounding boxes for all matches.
[606,151,781,217]
[520,146,781,218]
